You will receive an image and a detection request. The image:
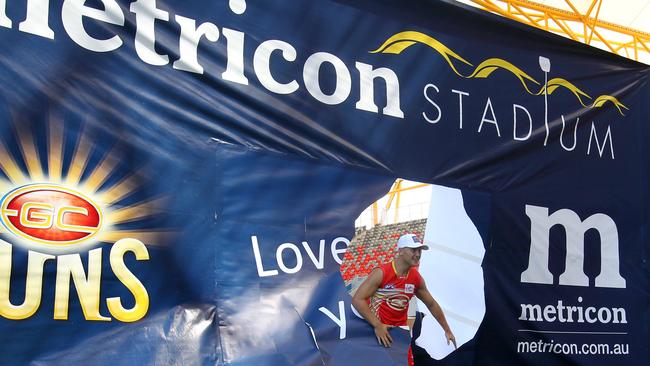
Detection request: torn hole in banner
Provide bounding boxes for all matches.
[341,179,488,360]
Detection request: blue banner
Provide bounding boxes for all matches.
[0,0,648,365]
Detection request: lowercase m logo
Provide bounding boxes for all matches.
[0,184,102,246]
[521,205,626,288]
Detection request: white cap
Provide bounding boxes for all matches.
[397,233,428,250]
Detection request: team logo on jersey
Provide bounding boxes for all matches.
[386,293,410,311]
[405,283,415,294]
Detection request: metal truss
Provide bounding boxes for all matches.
[371,179,429,225]
[468,0,650,63]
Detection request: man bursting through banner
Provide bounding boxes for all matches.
[352,233,456,365]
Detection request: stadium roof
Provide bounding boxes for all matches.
[456,0,650,64]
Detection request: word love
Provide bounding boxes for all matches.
[251,235,349,277]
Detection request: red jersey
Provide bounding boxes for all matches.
[368,261,423,326]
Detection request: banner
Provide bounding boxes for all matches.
[0,0,648,364]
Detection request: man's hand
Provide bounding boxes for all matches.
[374,323,394,347]
[445,330,457,349]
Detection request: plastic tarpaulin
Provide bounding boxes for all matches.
[0,0,648,365]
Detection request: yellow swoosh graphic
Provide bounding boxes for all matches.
[371,31,628,116]
[592,95,629,116]
[370,31,473,77]
[537,78,592,107]
[467,58,540,94]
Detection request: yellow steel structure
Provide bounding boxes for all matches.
[468,0,650,62]
[371,179,429,225]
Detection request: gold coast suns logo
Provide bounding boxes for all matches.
[386,294,410,311]
[0,113,169,323]
[0,184,102,246]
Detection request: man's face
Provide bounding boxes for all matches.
[401,247,424,267]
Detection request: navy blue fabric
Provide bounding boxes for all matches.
[0,0,647,365]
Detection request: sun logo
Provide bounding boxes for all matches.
[0,113,171,323]
[0,114,168,252]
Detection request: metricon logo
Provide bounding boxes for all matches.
[0,184,103,246]
[521,204,626,289]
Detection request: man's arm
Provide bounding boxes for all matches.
[351,268,393,347]
[415,279,457,349]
